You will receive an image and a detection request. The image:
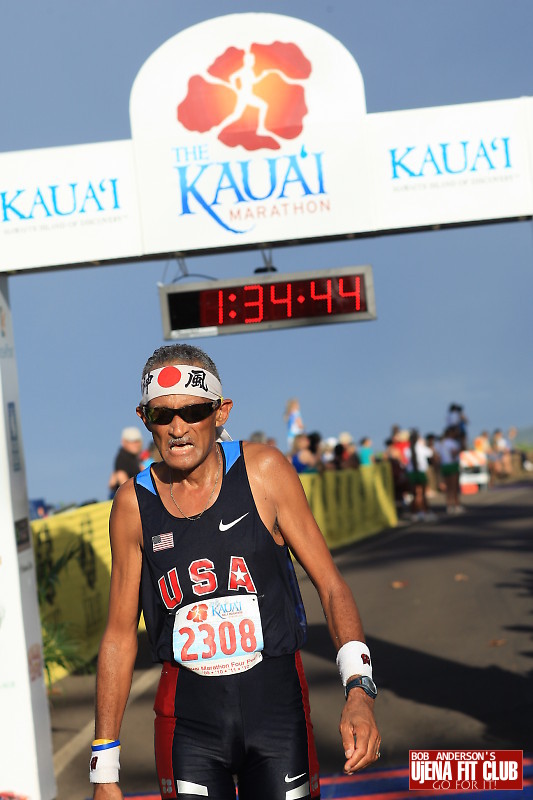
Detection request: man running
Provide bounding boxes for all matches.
[92,344,380,800]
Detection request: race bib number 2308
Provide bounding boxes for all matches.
[172,594,264,676]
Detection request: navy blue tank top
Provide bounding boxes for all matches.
[135,441,307,664]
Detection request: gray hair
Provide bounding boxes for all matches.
[141,344,221,382]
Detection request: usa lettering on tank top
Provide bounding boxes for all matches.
[135,441,307,673]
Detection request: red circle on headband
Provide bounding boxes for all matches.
[157,366,181,388]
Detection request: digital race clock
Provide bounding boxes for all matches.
[159,265,376,339]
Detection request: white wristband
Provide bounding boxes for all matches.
[90,741,121,784]
[336,641,372,686]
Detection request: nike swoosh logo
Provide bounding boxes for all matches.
[284,773,306,783]
[219,512,249,532]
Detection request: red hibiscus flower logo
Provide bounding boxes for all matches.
[186,604,208,623]
[177,41,312,151]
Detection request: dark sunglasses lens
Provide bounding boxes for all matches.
[179,402,216,423]
[146,406,172,425]
[146,401,218,425]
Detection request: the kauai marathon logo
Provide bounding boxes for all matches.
[173,41,329,233]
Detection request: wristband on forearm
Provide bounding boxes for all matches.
[89,739,121,784]
[336,640,372,686]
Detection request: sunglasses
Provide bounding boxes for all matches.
[144,399,221,426]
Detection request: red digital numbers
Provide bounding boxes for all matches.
[310,279,332,313]
[243,284,264,324]
[339,276,361,310]
[202,272,368,329]
[270,282,292,318]
[217,290,224,326]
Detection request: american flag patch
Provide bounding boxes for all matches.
[152,532,174,552]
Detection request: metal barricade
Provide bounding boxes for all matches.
[459,450,490,492]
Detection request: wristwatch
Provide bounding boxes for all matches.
[345,676,378,700]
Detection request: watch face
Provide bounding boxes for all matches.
[346,676,378,699]
[362,677,377,695]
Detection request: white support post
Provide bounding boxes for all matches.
[0,275,56,799]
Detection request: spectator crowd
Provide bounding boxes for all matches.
[248,400,532,523]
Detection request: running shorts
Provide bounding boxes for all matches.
[407,470,427,486]
[441,463,460,476]
[154,651,321,800]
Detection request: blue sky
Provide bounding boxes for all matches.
[2,0,533,505]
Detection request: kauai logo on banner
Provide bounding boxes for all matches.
[172,40,321,234]
[130,13,368,249]
[177,43,311,152]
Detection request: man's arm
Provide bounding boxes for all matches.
[246,444,381,774]
[93,480,143,798]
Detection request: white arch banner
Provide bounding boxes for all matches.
[0,13,532,273]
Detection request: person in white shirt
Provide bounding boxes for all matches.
[492,429,512,476]
[405,430,437,522]
[436,426,464,514]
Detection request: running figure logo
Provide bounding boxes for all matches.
[187,604,209,623]
[177,42,312,151]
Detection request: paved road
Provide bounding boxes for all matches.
[50,480,533,799]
